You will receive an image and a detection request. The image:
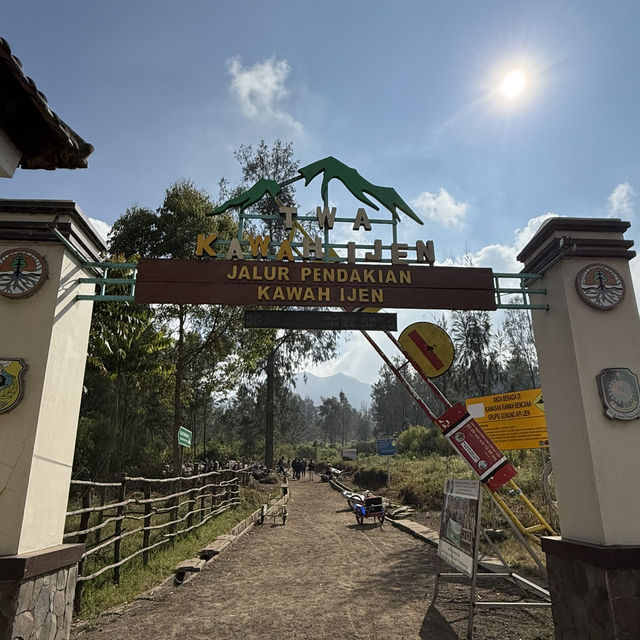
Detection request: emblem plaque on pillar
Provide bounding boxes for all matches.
[597,367,640,420]
[0,247,48,298]
[0,358,27,414]
[575,263,625,310]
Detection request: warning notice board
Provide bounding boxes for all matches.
[466,388,547,450]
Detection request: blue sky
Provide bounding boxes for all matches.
[3,1,640,384]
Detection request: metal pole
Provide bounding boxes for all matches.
[467,482,483,640]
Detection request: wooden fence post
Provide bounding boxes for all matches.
[187,476,197,530]
[199,473,206,522]
[73,488,91,614]
[142,482,152,565]
[211,472,218,513]
[94,486,107,544]
[113,477,127,584]
[170,477,180,543]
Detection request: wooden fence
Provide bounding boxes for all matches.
[65,469,249,611]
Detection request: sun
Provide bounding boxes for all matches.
[500,70,527,99]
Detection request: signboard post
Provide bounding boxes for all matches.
[434,403,517,492]
[177,426,192,448]
[466,388,547,450]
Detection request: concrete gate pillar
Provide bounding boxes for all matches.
[518,218,640,639]
[0,200,105,640]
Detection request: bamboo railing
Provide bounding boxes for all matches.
[65,469,250,611]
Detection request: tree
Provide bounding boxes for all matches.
[231,140,298,243]
[450,310,501,398]
[109,179,256,474]
[318,396,341,446]
[225,140,338,467]
[79,295,173,478]
[501,306,539,390]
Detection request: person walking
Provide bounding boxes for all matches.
[301,458,307,479]
[308,459,315,481]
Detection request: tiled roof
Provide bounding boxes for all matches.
[0,37,93,170]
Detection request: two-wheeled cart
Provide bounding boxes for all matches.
[352,495,385,528]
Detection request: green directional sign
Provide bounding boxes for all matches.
[177,426,192,448]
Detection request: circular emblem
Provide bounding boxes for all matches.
[398,322,455,378]
[0,248,48,298]
[575,263,625,310]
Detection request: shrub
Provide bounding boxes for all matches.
[397,425,454,458]
[353,467,387,490]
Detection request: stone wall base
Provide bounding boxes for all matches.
[542,536,640,640]
[0,544,83,640]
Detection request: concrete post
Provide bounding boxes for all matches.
[0,199,105,640]
[518,217,640,639]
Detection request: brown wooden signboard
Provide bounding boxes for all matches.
[135,258,497,311]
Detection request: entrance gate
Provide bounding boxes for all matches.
[3,160,639,638]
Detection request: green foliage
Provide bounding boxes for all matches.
[315,445,341,464]
[396,425,453,458]
[105,179,266,474]
[353,467,388,490]
[294,444,316,459]
[78,296,174,478]
[352,440,376,455]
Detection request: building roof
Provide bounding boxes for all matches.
[0,37,93,170]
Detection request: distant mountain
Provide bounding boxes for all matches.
[293,372,372,409]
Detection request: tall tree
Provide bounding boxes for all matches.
[225,140,338,467]
[450,310,501,398]
[80,296,173,478]
[109,179,255,473]
[501,306,539,390]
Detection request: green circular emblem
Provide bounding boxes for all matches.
[0,248,48,298]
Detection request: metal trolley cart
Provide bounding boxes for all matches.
[352,495,385,528]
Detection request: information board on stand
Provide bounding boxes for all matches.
[437,478,481,577]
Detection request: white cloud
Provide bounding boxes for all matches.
[410,188,468,227]
[608,182,636,218]
[88,217,111,245]
[227,56,302,135]
[435,213,560,273]
[513,213,558,252]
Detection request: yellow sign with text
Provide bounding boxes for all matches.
[465,388,547,450]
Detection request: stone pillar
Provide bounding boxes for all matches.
[0,200,105,640]
[0,544,83,640]
[518,217,640,639]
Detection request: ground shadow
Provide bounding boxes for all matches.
[420,604,461,640]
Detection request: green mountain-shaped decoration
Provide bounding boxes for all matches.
[210,178,282,215]
[298,156,422,225]
[209,156,422,226]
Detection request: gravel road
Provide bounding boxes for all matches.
[72,476,553,639]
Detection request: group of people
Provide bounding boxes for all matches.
[277,457,316,481]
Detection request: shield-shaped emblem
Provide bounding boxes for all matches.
[0,358,27,414]
[597,368,640,421]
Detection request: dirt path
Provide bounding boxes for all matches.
[72,477,553,640]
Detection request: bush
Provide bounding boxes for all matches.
[397,425,453,458]
[353,467,387,490]
[351,440,376,455]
